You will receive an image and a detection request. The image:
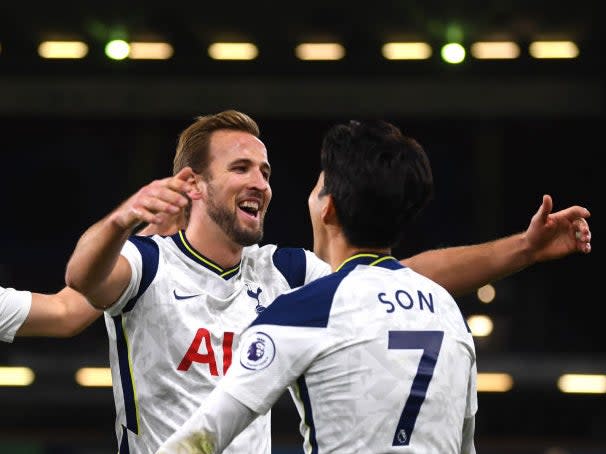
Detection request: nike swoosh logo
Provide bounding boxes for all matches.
[173,290,201,301]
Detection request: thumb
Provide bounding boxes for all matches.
[536,194,553,222]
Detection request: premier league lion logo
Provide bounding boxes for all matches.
[240,331,275,370]
[247,338,265,361]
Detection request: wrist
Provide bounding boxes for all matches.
[516,231,537,266]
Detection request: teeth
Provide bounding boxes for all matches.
[240,200,259,211]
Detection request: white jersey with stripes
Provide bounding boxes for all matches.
[103,230,330,454]
[159,253,477,454]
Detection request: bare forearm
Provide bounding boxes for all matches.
[17,288,102,338]
[402,233,532,297]
[65,213,133,304]
[404,195,592,297]
[66,169,193,302]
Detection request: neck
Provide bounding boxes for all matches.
[322,231,391,272]
[184,215,244,269]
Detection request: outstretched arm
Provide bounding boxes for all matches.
[65,167,194,309]
[402,195,591,297]
[13,209,184,339]
[16,287,102,338]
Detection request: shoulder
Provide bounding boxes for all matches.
[251,271,346,328]
[245,244,328,289]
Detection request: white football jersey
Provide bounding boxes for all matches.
[217,253,477,453]
[104,230,330,454]
[0,286,31,342]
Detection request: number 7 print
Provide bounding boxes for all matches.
[388,330,444,446]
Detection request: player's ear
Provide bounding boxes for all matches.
[189,173,206,201]
[321,194,338,226]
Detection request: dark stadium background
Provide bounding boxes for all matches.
[0,1,603,453]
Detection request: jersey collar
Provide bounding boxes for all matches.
[171,230,241,280]
[335,252,403,274]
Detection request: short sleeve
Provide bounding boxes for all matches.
[0,286,32,343]
[105,240,144,316]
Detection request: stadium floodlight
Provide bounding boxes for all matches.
[477,373,513,392]
[441,42,466,64]
[38,41,88,59]
[471,41,520,59]
[558,374,606,394]
[208,42,258,60]
[295,43,345,61]
[529,40,579,59]
[382,42,432,60]
[105,39,130,60]
[0,367,35,386]
[129,42,174,60]
[75,367,113,387]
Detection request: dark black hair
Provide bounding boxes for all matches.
[320,119,433,248]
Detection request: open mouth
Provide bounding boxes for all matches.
[238,200,260,219]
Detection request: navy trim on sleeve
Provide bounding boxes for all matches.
[296,376,318,454]
[251,271,344,328]
[123,236,159,313]
[272,247,307,289]
[113,316,138,434]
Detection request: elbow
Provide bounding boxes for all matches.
[64,268,86,295]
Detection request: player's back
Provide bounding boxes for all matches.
[287,257,477,453]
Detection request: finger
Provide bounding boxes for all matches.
[131,207,163,225]
[555,205,591,222]
[574,218,592,242]
[173,167,195,186]
[148,180,190,208]
[535,194,553,223]
[160,187,190,208]
[576,230,592,254]
[167,173,195,198]
[140,194,184,216]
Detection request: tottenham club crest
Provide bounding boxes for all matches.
[240,331,275,370]
[246,283,266,313]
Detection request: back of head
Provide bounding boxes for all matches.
[173,109,260,177]
[321,119,433,248]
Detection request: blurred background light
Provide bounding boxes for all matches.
[75,367,112,387]
[38,41,88,59]
[529,41,579,59]
[0,367,35,386]
[382,42,432,60]
[467,315,494,337]
[208,42,258,60]
[295,43,345,61]
[128,42,174,60]
[105,39,130,60]
[557,374,606,394]
[471,41,520,59]
[477,284,496,303]
[441,42,466,64]
[477,373,514,392]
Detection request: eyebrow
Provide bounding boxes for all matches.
[229,158,272,174]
